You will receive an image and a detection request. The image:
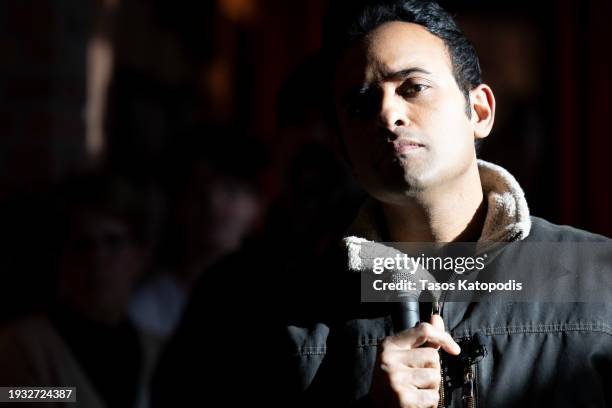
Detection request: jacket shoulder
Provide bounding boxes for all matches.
[527,216,611,242]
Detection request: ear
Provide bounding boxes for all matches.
[469,84,495,140]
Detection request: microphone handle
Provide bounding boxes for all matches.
[393,300,420,332]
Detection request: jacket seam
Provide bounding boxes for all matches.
[355,337,386,348]
[453,322,612,338]
[293,337,387,356]
[293,347,327,356]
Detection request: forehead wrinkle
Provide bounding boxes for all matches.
[362,21,454,81]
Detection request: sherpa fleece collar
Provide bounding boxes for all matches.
[343,159,531,270]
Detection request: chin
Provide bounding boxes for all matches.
[365,178,423,204]
[393,168,430,191]
[358,162,432,199]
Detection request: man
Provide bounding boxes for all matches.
[282,1,612,407]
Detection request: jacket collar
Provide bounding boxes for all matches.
[343,160,531,270]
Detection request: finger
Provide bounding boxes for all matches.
[385,323,461,355]
[424,314,445,349]
[430,314,445,331]
[397,388,439,408]
[389,367,440,390]
[382,348,441,369]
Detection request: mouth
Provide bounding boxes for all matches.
[392,139,426,155]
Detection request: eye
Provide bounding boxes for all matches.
[399,83,429,97]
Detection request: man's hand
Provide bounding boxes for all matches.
[370,315,460,408]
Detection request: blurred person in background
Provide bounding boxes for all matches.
[128,124,266,341]
[0,173,158,408]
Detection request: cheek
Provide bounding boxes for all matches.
[425,99,473,154]
[433,123,475,179]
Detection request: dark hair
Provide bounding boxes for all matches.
[323,0,482,115]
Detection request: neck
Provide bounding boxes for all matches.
[381,163,485,243]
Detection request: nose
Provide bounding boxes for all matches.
[378,90,409,133]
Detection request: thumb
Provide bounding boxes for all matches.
[430,313,445,331]
[429,313,461,355]
[425,314,445,351]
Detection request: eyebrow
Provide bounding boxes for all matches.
[380,67,432,81]
[341,67,432,106]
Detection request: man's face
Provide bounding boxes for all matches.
[334,21,479,204]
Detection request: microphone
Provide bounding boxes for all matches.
[390,269,421,332]
[343,238,440,333]
[393,297,420,331]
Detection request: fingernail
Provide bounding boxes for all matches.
[453,343,461,354]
